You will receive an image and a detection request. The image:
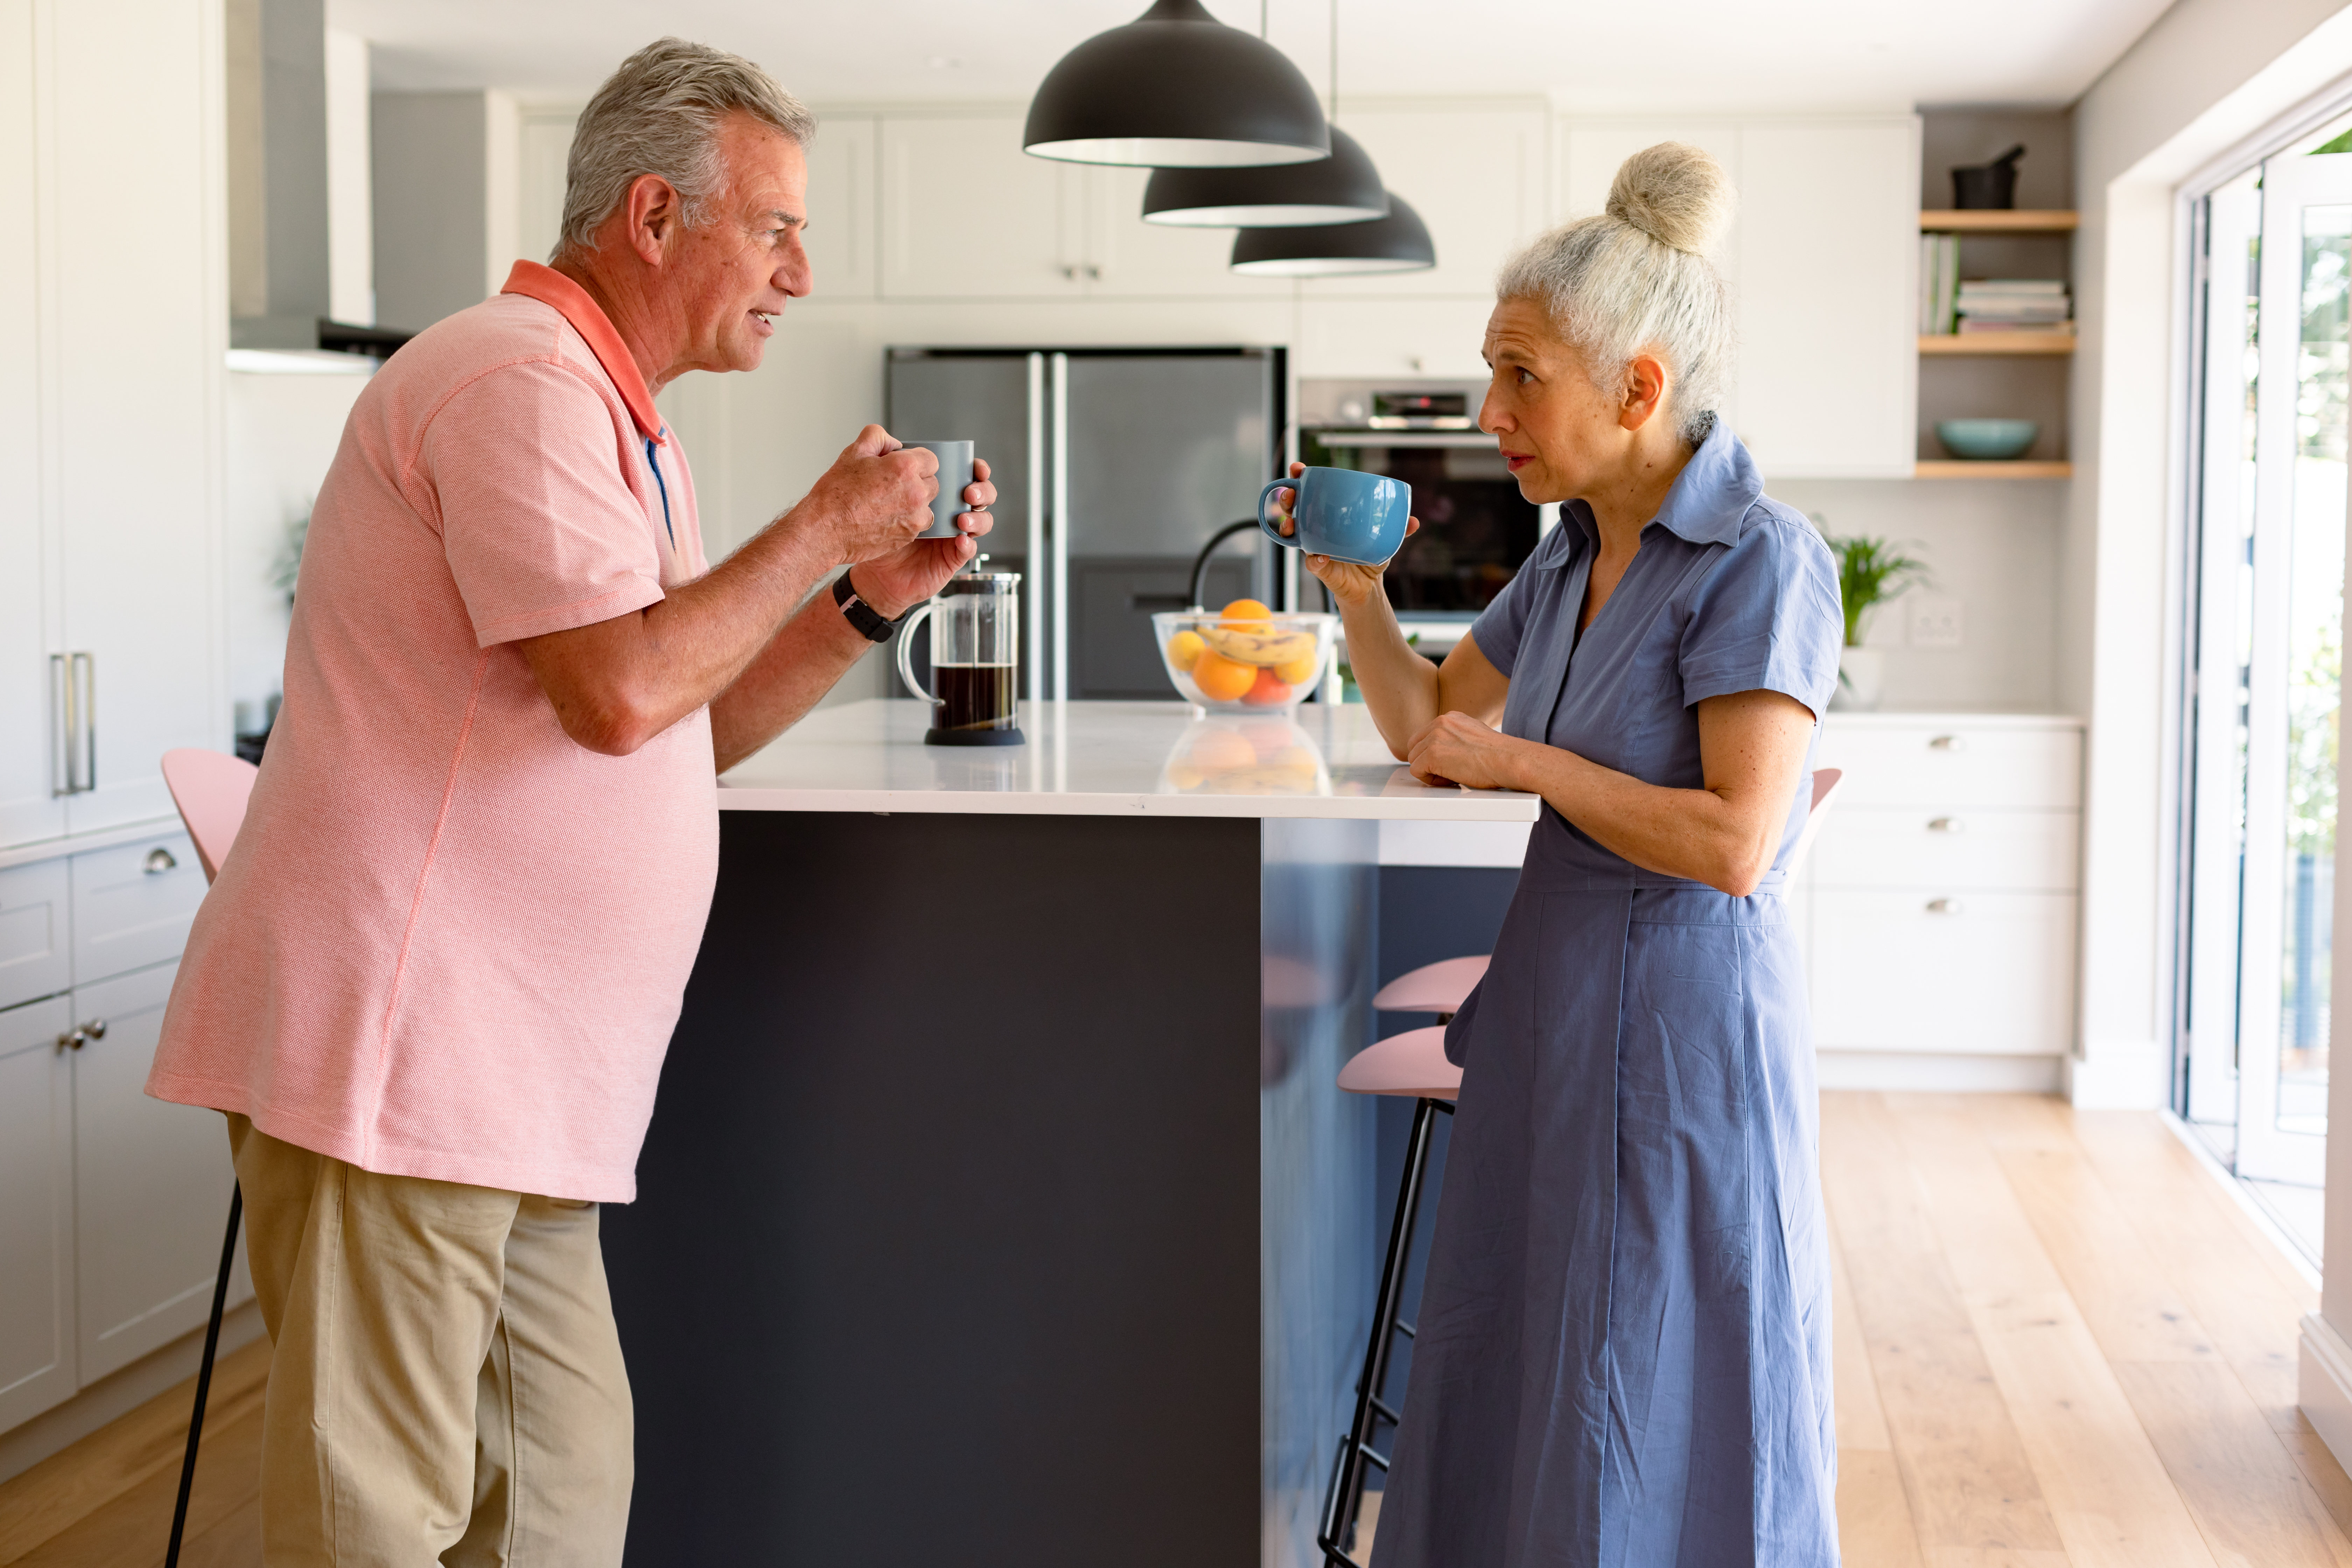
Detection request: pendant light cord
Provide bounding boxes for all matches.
[1329,0,1339,121]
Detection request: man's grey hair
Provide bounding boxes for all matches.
[555,37,816,258]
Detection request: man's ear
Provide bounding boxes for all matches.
[625,173,681,266]
[1619,352,1670,433]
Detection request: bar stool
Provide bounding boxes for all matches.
[1315,767,1844,1567]
[158,747,259,1568]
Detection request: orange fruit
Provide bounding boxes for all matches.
[1241,668,1292,706]
[1166,629,1206,671]
[1274,653,1320,686]
[1219,597,1274,629]
[1191,649,1256,702]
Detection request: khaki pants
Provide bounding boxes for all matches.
[227,1115,634,1566]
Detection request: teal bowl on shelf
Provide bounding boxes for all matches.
[1935,418,2039,461]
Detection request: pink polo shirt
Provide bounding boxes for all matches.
[148,262,718,1201]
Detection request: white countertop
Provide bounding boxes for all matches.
[719,700,1544,821]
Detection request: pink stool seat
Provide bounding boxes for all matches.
[1372,954,1489,1016]
[1337,1026,1462,1100]
[161,748,260,884]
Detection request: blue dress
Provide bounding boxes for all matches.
[1369,424,1846,1568]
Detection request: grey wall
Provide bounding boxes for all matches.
[371,91,487,334]
[1919,106,2076,211]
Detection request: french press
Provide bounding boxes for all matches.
[894,570,1023,746]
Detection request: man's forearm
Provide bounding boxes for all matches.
[708,578,880,771]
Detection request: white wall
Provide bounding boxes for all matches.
[222,371,369,723]
[2065,0,2352,1112]
[1772,477,2065,713]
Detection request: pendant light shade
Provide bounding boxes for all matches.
[1141,125,1388,227]
[1230,192,1437,275]
[1023,0,1330,168]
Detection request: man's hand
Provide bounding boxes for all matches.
[1405,710,1527,791]
[779,425,943,569]
[1265,460,1420,609]
[847,458,997,618]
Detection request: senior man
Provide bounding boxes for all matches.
[145,38,969,1566]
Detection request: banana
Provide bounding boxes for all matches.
[1200,625,1317,667]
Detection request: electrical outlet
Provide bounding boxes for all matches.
[1908,593,1964,648]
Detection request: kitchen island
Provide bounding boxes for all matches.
[599,699,1538,1568]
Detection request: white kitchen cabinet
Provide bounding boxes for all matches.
[1294,298,1496,380]
[1303,104,1550,300]
[48,0,227,833]
[0,858,70,1013]
[69,831,204,989]
[1802,714,2084,1062]
[1079,164,1290,299]
[805,114,878,301]
[0,0,63,852]
[880,114,1083,299]
[1734,121,1917,478]
[1811,890,2077,1055]
[71,960,250,1384]
[1555,115,1918,479]
[0,994,75,1435]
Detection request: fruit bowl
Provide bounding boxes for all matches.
[1152,604,1337,715]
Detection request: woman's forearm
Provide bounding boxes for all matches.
[1337,593,1443,755]
[1505,742,1779,895]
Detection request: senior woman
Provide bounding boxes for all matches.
[1277,143,1843,1566]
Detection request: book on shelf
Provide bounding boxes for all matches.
[1919,234,1960,334]
[1956,278,2070,323]
[1954,318,2076,335]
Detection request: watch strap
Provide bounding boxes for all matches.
[833,570,902,643]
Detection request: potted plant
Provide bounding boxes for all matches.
[1822,531,1928,712]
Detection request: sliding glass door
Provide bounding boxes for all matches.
[2183,151,2352,1189]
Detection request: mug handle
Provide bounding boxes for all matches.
[893,602,937,703]
[1257,477,1300,547]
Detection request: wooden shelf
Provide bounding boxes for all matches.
[1920,209,2079,232]
[1919,332,2075,356]
[1914,460,2073,479]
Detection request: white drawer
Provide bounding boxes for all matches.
[1810,890,2076,1055]
[0,860,70,1011]
[70,832,202,986]
[1815,723,2081,809]
[1811,808,2079,892]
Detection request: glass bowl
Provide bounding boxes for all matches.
[1150,610,1336,715]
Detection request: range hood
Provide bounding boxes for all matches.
[227,0,406,364]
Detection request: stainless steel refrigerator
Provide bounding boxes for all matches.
[885,347,1287,701]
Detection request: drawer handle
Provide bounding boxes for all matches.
[144,847,177,875]
[1928,817,1965,833]
[1928,735,1967,752]
[55,1019,104,1051]
[1926,898,1965,915]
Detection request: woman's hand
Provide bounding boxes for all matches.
[1405,711,1528,791]
[1265,460,1419,609]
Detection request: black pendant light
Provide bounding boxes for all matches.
[1142,125,1387,226]
[1023,0,1330,167]
[1230,192,1436,274]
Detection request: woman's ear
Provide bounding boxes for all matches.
[1619,352,1670,433]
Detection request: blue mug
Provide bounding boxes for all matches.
[1257,468,1412,565]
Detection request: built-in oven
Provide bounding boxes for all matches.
[1296,379,1557,660]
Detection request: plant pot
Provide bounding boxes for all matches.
[1832,646,1884,712]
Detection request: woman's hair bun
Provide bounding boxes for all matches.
[1605,142,1736,257]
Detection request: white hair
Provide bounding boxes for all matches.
[556,37,816,258]
[1495,142,1737,446]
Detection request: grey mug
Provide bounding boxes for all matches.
[906,439,975,539]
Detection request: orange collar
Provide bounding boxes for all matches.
[499,260,665,445]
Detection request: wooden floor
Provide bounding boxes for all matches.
[0,1094,2340,1567]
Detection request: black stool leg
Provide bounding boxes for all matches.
[1318,1096,1450,1568]
[164,1181,241,1568]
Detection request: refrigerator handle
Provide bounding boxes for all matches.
[1027,353,1046,708]
[1050,352,1070,704]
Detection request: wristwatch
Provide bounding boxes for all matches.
[833,569,907,643]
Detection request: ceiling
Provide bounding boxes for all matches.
[333,0,2175,114]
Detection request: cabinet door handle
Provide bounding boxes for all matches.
[1928,734,1967,752]
[1059,264,1080,281]
[1926,897,1965,915]
[82,1018,105,1040]
[1928,817,1965,833]
[1084,263,1102,281]
[55,1021,101,1050]
[144,847,177,874]
[50,652,96,796]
